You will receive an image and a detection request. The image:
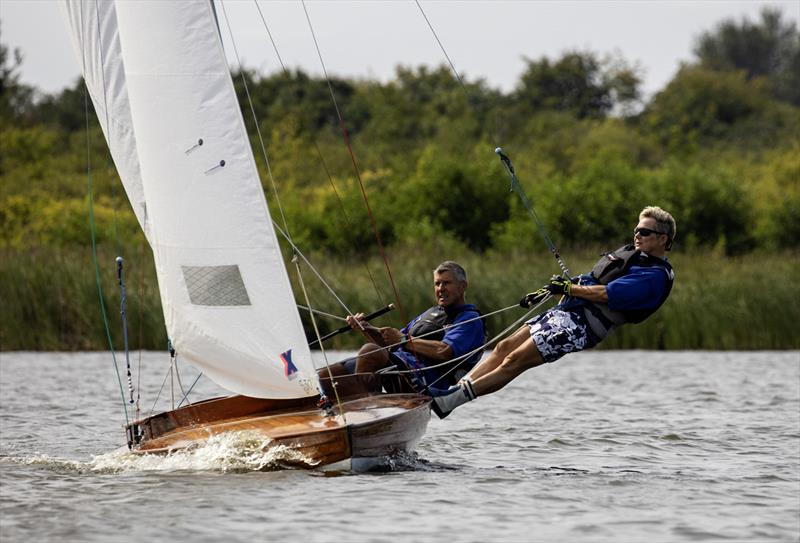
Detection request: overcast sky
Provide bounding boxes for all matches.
[2,0,798,99]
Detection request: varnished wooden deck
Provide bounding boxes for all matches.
[131,394,431,468]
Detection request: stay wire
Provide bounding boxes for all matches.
[414,0,572,278]
[294,258,347,423]
[252,0,388,308]
[80,0,129,426]
[220,1,291,239]
[178,372,204,409]
[92,0,124,260]
[272,220,352,315]
[219,1,352,322]
[332,302,520,369]
[300,0,410,327]
[413,0,474,115]
[93,0,143,415]
[233,0,390,310]
[498,154,572,278]
[223,1,380,316]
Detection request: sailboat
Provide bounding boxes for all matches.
[61,0,431,470]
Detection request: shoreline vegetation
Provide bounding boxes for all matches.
[1,9,798,351]
[2,246,798,351]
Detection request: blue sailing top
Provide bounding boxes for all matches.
[394,303,485,382]
[559,265,669,312]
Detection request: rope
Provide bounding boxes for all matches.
[219,1,292,239]
[300,0,409,326]
[253,0,387,307]
[92,0,124,259]
[115,257,135,407]
[496,149,572,278]
[418,299,548,387]
[322,300,543,381]
[297,304,347,322]
[293,256,347,423]
[147,358,172,418]
[222,1,369,318]
[80,0,129,427]
[178,372,203,408]
[414,1,572,279]
[272,221,352,314]
[376,295,550,393]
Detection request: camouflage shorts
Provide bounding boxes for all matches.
[526,309,599,363]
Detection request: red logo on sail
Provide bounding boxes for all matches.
[280,350,298,380]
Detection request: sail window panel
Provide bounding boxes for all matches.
[182,265,251,306]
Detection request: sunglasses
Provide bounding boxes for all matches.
[634,227,667,237]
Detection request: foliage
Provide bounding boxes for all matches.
[513,51,641,120]
[0,23,34,125]
[645,66,771,148]
[3,246,798,351]
[694,8,800,105]
[2,13,800,350]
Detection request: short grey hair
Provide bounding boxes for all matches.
[434,261,467,283]
[640,206,677,249]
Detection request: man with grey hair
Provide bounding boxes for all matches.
[430,206,676,418]
[340,261,485,392]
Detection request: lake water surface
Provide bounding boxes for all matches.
[1,350,798,542]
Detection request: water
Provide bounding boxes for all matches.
[1,351,798,542]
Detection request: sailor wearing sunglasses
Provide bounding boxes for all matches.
[430,206,676,419]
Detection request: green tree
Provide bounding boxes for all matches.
[0,24,34,125]
[644,66,773,149]
[29,78,93,133]
[389,144,509,251]
[694,8,800,105]
[513,51,641,120]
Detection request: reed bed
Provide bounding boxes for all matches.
[1,246,797,351]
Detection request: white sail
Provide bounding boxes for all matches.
[64,0,317,399]
[60,0,150,241]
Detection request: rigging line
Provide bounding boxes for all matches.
[321,302,522,370]
[135,226,146,419]
[273,220,351,314]
[497,150,572,278]
[219,0,291,239]
[173,354,189,404]
[414,0,503,149]
[81,0,129,426]
[424,299,548,387]
[252,0,387,307]
[297,304,348,322]
[384,297,549,382]
[92,0,124,259]
[413,0,476,122]
[220,3,350,314]
[147,360,173,418]
[177,372,203,409]
[293,257,347,423]
[414,0,572,278]
[301,0,409,326]
[224,0,382,314]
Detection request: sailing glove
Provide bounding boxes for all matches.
[520,287,549,308]
[547,275,572,296]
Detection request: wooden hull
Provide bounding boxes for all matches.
[128,393,431,469]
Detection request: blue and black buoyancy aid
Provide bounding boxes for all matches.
[582,244,674,336]
[406,304,486,374]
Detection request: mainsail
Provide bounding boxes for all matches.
[60,0,149,240]
[62,0,317,399]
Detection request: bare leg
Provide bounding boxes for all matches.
[354,343,390,373]
[467,325,532,382]
[471,336,544,396]
[317,345,386,398]
[318,361,351,378]
[431,325,545,418]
